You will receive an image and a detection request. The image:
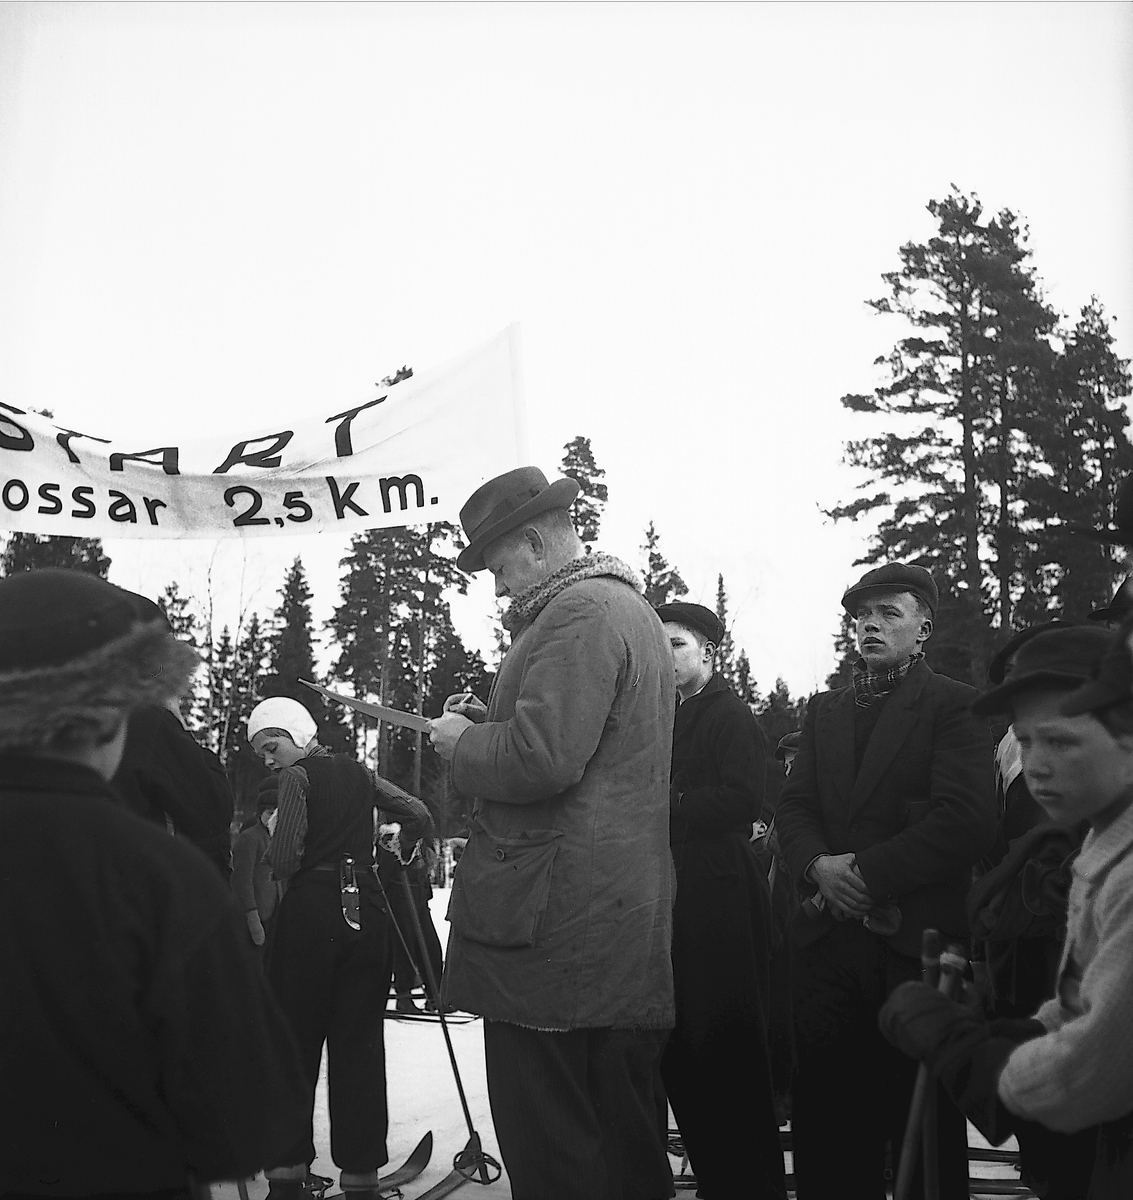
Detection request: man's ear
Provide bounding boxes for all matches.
[523,525,546,560]
[918,617,934,645]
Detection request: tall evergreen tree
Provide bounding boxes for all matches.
[560,436,608,551]
[830,188,1132,682]
[641,521,689,606]
[0,533,111,577]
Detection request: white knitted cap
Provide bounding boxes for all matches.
[247,696,318,748]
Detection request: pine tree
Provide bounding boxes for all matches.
[641,521,689,606]
[830,188,1132,682]
[560,436,607,551]
[0,533,111,577]
[714,574,737,682]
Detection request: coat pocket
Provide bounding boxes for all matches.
[448,827,564,948]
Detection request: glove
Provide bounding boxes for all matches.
[879,982,1019,1144]
[245,909,266,947]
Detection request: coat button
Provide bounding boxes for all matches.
[850,823,860,833]
[495,848,506,861]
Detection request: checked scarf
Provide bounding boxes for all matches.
[502,552,642,634]
[851,652,924,708]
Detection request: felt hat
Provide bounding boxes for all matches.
[456,466,580,573]
[247,696,319,748]
[1088,578,1133,624]
[987,619,1074,686]
[655,602,725,647]
[0,568,199,751]
[971,626,1112,716]
[1068,475,1133,548]
[1059,616,1133,718]
[842,563,939,617]
[774,731,801,762]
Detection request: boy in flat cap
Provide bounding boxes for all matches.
[655,602,785,1199]
[881,624,1133,1199]
[428,466,676,1200]
[775,562,997,1200]
[0,568,306,1198]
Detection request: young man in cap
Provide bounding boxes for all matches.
[247,696,432,1200]
[428,466,677,1200]
[775,562,997,1200]
[655,601,785,1199]
[0,568,306,1198]
[880,623,1133,1199]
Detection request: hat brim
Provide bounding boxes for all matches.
[1058,677,1126,717]
[456,477,580,573]
[971,669,1096,717]
[841,583,936,617]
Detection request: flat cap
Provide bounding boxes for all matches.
[1059,617,1133,718]
[1088,578,1133,625]
[987,620,1074,686]
[842,563,939,617]
[655,602,725,647]
[971,626,1112,716]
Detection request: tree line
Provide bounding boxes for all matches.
[828,187,1132,686]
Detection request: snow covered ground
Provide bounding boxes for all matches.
[210,888,1028,1199]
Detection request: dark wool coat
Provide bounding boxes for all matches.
[112,704,235,876]
[0,754,306,1194]
[662,674,786,1199]
[775,660,997,957]
[443,575,676,1031]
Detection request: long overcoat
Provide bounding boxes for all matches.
[442,574,676,1031]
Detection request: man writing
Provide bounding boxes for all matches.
[429,465,676,1200]
[775,563,996,1199]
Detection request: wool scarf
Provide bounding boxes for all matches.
[851,652,924,708]
[502,552,642,634]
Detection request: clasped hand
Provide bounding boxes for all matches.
[428,692,488,761]
[811,852,873,919]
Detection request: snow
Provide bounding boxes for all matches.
[208,889,1028,1199]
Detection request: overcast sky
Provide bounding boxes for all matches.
[1,1,1131,698]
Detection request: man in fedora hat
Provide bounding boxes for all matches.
[428,466,677,1200]
[775,562,997,1200]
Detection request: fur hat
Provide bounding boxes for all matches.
[247,696,319,748]
[0,569,199,751]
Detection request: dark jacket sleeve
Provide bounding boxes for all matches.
[230,829,261,913]
[854,683,996,900]
[773,695,831,884]
[113,707,235,876]
[673,698,765,835]
[150,886,307,1180]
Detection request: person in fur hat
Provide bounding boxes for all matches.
[0,568,306,1199]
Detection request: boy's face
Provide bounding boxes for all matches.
[1012,686,1133,828]
[251,730,306,771]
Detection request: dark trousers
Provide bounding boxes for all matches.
[267,876,392,1172]
[483,1021,675,1200]
[388,878,443,998]
[790,921,968,1200]
[661,849,786,1199]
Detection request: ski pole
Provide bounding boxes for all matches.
[894,935,967,1200]
[920,931,941,1200]
[394,863,500,1185]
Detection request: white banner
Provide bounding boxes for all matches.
[0,326,527,540]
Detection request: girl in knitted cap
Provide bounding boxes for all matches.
[246,695,431,1200]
